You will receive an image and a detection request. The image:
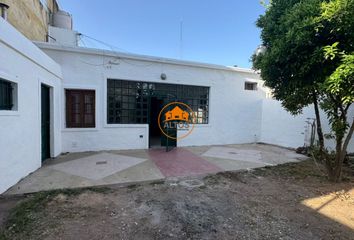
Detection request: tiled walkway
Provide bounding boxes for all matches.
[4,144,307,195]
[49,153,147,180]
[149,148,222,177]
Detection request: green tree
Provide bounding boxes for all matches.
[253,0,354,181]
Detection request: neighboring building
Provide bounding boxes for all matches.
[0,4,353,194]
[1,0,59,41]
[0,0,78,45]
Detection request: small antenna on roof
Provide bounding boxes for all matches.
[179,19,183,59]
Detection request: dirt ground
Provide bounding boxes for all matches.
[0,160,353,240]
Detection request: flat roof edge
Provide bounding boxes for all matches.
[34,42,258,75]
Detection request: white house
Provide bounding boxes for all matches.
[0,18,62,193]
[36,42,267,152]
[0,14,353,194]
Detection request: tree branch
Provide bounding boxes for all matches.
[344,103,351,113]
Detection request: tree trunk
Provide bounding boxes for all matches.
[329,138,343,182]
[329,119,354,182]
[312,91,325,152]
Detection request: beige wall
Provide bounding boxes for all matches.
[2,0,59,41]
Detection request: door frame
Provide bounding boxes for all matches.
[162,94,177,152]
[148,92,177,150]
[40,83,52,161]
[148,95,164,148]
[148,94,166,148]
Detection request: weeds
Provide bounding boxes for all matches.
[0,187,110,239]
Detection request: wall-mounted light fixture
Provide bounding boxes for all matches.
[160,73,167,80]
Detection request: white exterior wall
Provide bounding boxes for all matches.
[178,78,263,147]
[260,99,354,152]
[38,45,265,152]
[260,99,316,148]
[347,108,354,152]
[0,18,62,193]
[39,44,353,154]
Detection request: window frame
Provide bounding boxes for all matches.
[65,89,96,128]
[244,82,258,91]
[0,77,18,113]
[107,79,210,125]
[0,79,13,110]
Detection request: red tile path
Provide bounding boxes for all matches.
[148,148,222,177]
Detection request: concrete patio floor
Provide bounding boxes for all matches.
[4,144,308,195]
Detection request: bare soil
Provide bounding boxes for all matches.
[0,160,353,240]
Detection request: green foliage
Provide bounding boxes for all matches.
[319,0,354,141]
[254,0,354,181]
[326,55,354,102]
[253,0,327,114]
[321,50,354,138]
[260,0,272,8]
[323,42,341,60]
[254,0,353,112]
[315,0,354,48]
[254,0,353,124]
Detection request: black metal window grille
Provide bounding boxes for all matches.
[107,79,209,124]
[0,79,13,110]
[245,82,257,90]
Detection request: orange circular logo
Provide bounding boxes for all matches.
[158,102,196,140]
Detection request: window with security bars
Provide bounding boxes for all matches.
[244,82,257,91]
[0,79,14,110]
[107,79,209,124]
[66,89,95,128]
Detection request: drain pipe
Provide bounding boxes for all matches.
[0,3,9,21]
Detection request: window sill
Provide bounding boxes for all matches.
[103,124,148,129]
[189,124,211,128]
[0,110,20,116]
[62,128,99,132]
[102,124,209,129]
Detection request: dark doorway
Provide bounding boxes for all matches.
[161,97,177,151]
[149,97,164,148]
[41,84,50,161]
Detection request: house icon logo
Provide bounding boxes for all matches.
[158,102,196,140]
[164,106,189,122]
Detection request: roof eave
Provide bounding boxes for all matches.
[34,42,258,75]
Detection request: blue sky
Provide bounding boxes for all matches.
[58,0,265,68]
